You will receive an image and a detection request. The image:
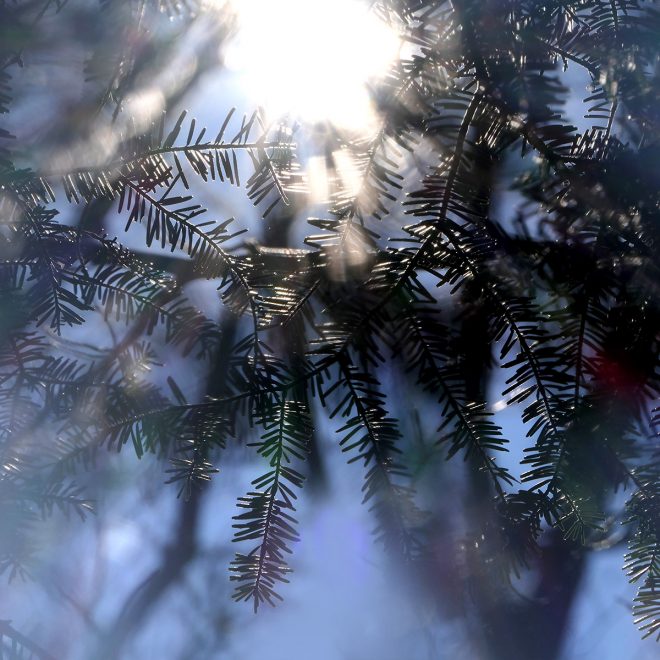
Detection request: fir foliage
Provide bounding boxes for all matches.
[0,0,659,648]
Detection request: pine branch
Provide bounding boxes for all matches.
[326,354,421,558]
[624,460,660,640]
[392,295,515,499]
[230,397,311,611]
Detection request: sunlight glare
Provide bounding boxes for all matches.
[223,0,400,132]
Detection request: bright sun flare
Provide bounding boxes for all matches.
[223,0,400,132]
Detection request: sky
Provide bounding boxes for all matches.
[1,1,656,658]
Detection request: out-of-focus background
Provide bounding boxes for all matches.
[0,1,656,658]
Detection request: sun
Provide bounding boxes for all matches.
[222,0,400,132]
